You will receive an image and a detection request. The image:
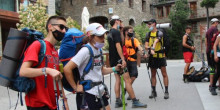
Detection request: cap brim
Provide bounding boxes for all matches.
[143,20,151,23]
[94,28,108,36]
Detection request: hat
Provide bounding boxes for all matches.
[211,18,219,23]
[86,23,108,36]
[110,15,121,21]
[143,19,157,24]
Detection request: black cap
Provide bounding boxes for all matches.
[143,19,157,24]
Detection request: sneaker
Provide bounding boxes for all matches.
[127,96,131,100]
[210,87,217,95]
[115,99,122,108]
[132,100,147,108]
[149,91,157,99]
[164,92,169,99]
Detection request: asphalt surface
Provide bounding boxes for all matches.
[0,60,220,110]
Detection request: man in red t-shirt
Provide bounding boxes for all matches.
[19,16,68,110]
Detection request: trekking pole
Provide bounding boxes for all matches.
[145,59,156,101]
[110,72,111,104]
[59,63,70,110]
[121,71,125,110]
[54,80,60,110]
[156,71,164,93]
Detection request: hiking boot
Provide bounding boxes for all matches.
[149,91,157,99]
[218,86,220,90]
[210,87,217,95]
[127,96,131,100]
[132,99,147,108]
[183,74,189,83]
[115,99,122,108]
[209,85,212,92]
[164,92,169,99]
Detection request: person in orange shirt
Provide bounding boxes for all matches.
[123,26,145,100]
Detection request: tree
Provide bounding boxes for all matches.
[17,0,80,37]
[200,0,219,29]
[168,0,190,59]
[134,24,149,44]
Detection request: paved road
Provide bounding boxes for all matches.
[0,60,220,110]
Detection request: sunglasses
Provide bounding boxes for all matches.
[52,24,69,31]
[147,22,153,25]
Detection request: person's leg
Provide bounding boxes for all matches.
[160,66,169,99]
[123,72,147,108]
[149,68,157,99]
[114,73,122,107]
[184,63,191,75]
[207,53,214,89]
[211,61,220,95]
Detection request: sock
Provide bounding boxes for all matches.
[165,86,168,93]
[152,86,156,92]
[132,98,137,101]
[116,98,120,102]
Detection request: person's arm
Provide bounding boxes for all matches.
[182,35,193,49]
[115,43,126,66]
[20,61,62,80]
[101,64,122,75]
[213,36,220,62]
[63,61,83,92]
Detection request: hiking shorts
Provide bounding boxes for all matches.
[183,52,193,63]
[127,61,138,78]
[85,92,109,110]
[148,57,167,69]
[27,106,57,110]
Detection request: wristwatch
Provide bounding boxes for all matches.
[42,67,47,76]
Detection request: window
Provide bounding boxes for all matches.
[165,5,171,17]
[157,7,164,18]
[190,2,197,18]
[97,0,107,5]
[0,0,15,11]
[117,0,123,3]
[191,22,198,33]
[150,5,154,15]
[142,0,146,12]
[129,0,134,8]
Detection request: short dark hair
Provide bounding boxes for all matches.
[185,26,192,30]
[110,19,116,27]
[46,16,66,32]
[123,26,133,36]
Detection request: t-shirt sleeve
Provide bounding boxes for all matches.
[112,30,121,43]
[145,32,150,42]
[71,47,90,67]
[157,31,163,40]
[23,41,41,66]
[134,38,140,48]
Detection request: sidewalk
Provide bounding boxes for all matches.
[0,60,219,110]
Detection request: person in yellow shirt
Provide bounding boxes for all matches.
[144,19,169,99]
[123,26,145,100]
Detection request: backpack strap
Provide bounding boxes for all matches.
[34,39,46,67]
[81,44,94,80]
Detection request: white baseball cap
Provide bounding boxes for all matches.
[110,15,121,21]
[211,18,219,23]
[86,23,108,36]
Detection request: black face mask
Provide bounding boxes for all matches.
[52,30,65,41]
[127,32,134,37]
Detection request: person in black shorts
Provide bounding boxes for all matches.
[144,19,169,99]
[108,15,147,108]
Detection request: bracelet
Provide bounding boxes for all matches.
[112,67,118,73]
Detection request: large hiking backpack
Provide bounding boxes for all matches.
[0,28,46,105]
[187,66,210,82]
[148,29,170,56]
[59,28,103,92]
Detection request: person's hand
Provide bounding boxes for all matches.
[214,56,219,62]
[76,84,84,93]
[115,64,122,71]
[46,68,63,81]
[122,60,127,68]
[150,50,155,55]
[191,46,195,51]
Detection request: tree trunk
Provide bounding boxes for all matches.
[206,7,209,29]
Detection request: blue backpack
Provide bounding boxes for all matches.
[59,28,103,92]
[0,28,46,106]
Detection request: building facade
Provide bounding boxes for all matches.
[61,0,154,29]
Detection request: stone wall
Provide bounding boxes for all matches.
[61,0,154,27]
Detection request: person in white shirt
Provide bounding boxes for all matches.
[64,23,121,110]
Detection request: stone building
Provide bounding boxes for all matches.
[61,0,154,29]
